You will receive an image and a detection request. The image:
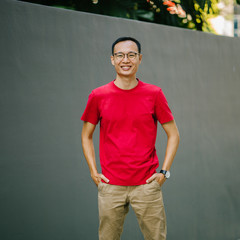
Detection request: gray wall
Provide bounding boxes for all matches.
[1,0,240,239]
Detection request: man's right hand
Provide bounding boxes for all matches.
[91,172,109,186]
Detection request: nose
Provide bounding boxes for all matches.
[122,54,130,62]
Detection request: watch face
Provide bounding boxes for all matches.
[165,171,170,179]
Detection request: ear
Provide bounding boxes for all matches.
[139,54,143,64]
[110,55,115,66]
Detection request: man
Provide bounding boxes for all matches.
[81,37,180,240]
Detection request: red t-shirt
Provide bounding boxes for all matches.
[81,80,174,185]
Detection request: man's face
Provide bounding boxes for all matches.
[111,40,142,78]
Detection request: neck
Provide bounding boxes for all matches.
[114,75,138,90]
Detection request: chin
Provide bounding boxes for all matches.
[119,70,135,76]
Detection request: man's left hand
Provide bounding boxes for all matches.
[146,173,166,187]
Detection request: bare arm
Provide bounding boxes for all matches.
[161,119,180,171]
[81,121,109,186]
[146,120,180,186]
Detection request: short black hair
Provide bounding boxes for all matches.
[112,37,141,55]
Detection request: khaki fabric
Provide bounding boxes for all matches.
[98,180,167,240]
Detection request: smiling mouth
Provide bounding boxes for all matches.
[121,66,131,71]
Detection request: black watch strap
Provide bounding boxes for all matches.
[160,169,170,179]
[160,170,167,175]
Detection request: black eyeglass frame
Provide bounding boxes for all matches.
[113,51,140,60]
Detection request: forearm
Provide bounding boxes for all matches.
[81,137,98,176]
[81,122,109,185]
[161,130,180,171]
[146,131,179,185]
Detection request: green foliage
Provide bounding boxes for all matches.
[19,0,220,32]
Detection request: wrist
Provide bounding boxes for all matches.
[159,169,170,179]
[90,170,98,178]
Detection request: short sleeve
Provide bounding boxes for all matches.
[154,89,174,124]
[81,91,100,125]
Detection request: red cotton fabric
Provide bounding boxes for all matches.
[81,80,174,186]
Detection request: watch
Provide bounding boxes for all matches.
[160,170,170,179]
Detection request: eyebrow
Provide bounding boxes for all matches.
[114,51,138,54]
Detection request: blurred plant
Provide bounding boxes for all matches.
[19,0,220,32]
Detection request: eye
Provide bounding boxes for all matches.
[128,53,136,58]
[116,53,124,58]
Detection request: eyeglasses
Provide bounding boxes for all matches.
[114,52,139,60]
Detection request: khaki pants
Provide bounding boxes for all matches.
[98,180,167,240]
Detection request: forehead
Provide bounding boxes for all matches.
[114,40,138,53]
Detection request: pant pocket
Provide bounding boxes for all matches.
[153,179,161,188]
[98,181,103,191]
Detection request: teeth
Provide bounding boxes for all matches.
[121,66,131,70]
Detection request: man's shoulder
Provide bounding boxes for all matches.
[140,81,162,93]
[91,82,113,96]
